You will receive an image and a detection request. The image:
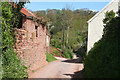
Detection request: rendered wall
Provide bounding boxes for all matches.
[87,0,119,52]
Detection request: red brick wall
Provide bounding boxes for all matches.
[15,17,49,73]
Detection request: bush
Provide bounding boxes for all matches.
[0,60,2,79]
[62,49,74,59]
[2,47,28,78]
[1,2,28,79]
[83,11,120,78]
[52,50,61,57]
[45,53,57,62]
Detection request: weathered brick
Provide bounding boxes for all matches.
[15,16,50,74]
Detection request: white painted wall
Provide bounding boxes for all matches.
[87,0,119,53]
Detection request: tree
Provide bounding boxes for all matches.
[62,7,73,46]
[60,6,74,53]
[35,8,96,59]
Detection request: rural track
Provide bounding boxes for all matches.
[29,54,84,78]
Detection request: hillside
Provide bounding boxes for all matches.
[34,8,97,58]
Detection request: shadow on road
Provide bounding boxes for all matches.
[62,55,85,79]
[64,70,85,80]
[61,58,82,64]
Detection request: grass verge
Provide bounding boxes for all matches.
[45,53,57,62]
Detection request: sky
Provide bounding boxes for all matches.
[25,2,110,11]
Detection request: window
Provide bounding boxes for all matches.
[35,26,38,37]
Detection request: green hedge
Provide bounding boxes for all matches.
[0,60,2,79]
[83,11,120,78]
[84,39,119,78]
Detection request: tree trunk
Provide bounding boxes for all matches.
[62,26,65,53]
[66,25,69,44]
[66,18,72,47]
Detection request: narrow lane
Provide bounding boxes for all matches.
[29,54,84,78]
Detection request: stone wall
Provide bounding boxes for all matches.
[15,18,49,72]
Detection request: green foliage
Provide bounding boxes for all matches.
[36,8,96,60]
[0,60,2,79]
[62,49,74,59]
[2,47,28,78]
[1,2,28,78]
[0,2,2,79]
[45,53,57,62]
[83,11,120,78]
[79,43,87,60]
[35,9,96,35]
[52,50,61,57]
[103,10,115,24]
[50,32,63,49]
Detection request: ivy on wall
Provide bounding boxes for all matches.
[1,2,28,78]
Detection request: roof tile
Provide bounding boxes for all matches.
[21,8,37,18]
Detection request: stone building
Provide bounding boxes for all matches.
[87,0,120,52]
[14,8,50,72]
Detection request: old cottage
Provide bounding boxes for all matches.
[87,0,120,52]
[15,8,50,71]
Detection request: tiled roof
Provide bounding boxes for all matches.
[14,3,37,18]
[21,8,37,18]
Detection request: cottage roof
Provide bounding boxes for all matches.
[13,4,48,26]
[21,8,37,18]
[13,3,37,18]
[87,0,118,23]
